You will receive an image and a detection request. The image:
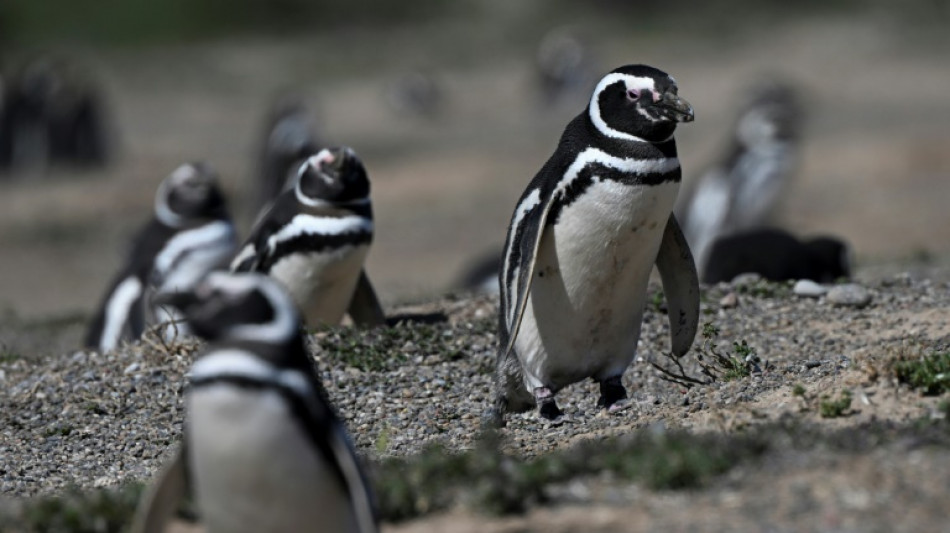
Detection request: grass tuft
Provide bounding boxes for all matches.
[893,351,950,396]
[819,390,852,418]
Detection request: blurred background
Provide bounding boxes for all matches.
[1,0,949,354]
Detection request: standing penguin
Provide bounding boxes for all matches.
[677,81,801,274]
[231,147,385,327]
[493,64,700,424]
[84,163,236,352]
[132,272,378,533]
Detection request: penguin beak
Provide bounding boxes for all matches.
[152,290,200,312]
[657,92,695,123]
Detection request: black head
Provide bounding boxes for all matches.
[295,147,370,207]
[588,64,694,143]
[804,236,852,282]
[153,272,301,350]
[735,80,801,148]
[155,163,228,227]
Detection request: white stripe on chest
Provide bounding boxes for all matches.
[515,179,680,389]
[154,220,237,293]
[267,214,372,253]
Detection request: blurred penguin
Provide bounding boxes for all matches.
[385,69,443,118]
[535,27,597,107]
[702,228,851,284]
[84,163,236,352]
[677,80,802,274]
[254,97,321,215]
[0,55,111,172]
[132,272,378,533]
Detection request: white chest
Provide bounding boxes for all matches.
[269,244,369,325]
[514,180,679,388]
[187,386,360,533]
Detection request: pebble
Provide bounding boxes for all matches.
[793,279,827,298]
[827,284,872,308]
[719,293,739,308]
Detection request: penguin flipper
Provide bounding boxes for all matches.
[131,445,189,533]
[346,270,385,327]
[229,242,260,273]
[655,213,700,358]
[500,187,557,359]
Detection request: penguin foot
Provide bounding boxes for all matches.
[597,376,628,411]
[534,387,564,423]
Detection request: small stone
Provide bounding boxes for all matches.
[827,284,872,308]
[731,273,763,286]
[793,279,827,298]
[719,293,739,308]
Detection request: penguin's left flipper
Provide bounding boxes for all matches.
[655,213,700,358]
[131,445,189,533]
[346,270,385,327]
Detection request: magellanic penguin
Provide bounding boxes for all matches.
[131,272,378,533]
[231,147,386,328]
[493,64,700,424]
[84,163,237,352]
[677,81,801,274]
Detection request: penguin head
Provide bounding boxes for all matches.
[155,163,228,227]
[735,81,801,148]
[295,147,370,206]
[154,272,301,347]
[589,64,694,143]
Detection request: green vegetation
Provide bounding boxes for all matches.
[651,321,759,387]
[374,427,767,521]
[819,390,852,418]
[893,351,950,396]
[792,383,807,397]
[0,483,143,533]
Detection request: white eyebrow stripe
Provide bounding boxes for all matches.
[589,73,658,142]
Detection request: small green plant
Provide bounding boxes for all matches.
[650,322,757,387]
[651,290,665,312]
[819,390,852,418]
[893,351,950,395]
[792,384,806,397]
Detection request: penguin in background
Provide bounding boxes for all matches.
[493,64,700,425]
[231,147,386,328]
[254,97,321,215]
[132,272,378,533]
[535,27,598,108]
[84,163,237,352]
[676,80,802,275]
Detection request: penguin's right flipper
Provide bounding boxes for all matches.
[655,213,700,358]
[346,270,385,327]
[131,446,189,533]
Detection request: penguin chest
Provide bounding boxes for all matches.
[269,244,369,325]
[187,386,360,533]
[517,180,679,386]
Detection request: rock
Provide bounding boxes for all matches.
[827,283,872,308]
[720,292,739,308]
[793,279,827,298]
[731,273,763,287]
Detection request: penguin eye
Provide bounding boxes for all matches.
[626,89,640,100]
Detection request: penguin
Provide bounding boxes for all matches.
[702,228,851,284]
[677,80,801,274]
[254,97,320,214]
[535,27,596,107]
[132,272,378,533]
[231,147,385,328]
[84,163,237,352]
[493,64,700,424]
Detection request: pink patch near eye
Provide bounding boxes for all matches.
[627,89,639,99]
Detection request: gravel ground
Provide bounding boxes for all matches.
[1,272,949,530]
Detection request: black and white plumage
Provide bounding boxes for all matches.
[677,81,802,274]
[84,163,236,352]
[702,228,851,284]
[231,147,385,327]
[254,98,320,214]
[494,64,700,424]
[132,272,378,533]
